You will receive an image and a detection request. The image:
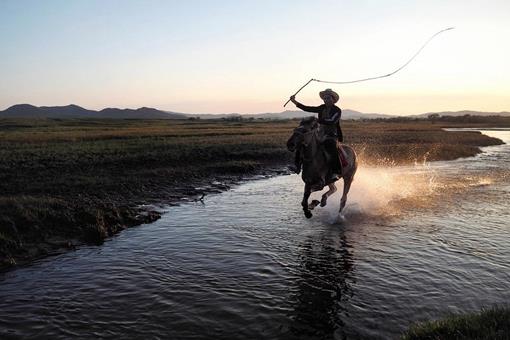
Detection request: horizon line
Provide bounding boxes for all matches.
[2,103,510,117]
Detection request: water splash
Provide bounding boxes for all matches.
[314,154,503,224]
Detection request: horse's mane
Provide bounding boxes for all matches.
[299,116,318,127]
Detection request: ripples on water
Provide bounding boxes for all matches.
[1,130,509,339]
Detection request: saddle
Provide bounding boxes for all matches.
[320,142,349,167]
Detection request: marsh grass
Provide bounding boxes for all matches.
[402,306,510,340]
[0,118,505,268]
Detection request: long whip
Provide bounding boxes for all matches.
[283,27,455,107]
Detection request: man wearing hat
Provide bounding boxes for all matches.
[289,89,343,178]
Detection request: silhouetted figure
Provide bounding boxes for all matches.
[289,89,343,179]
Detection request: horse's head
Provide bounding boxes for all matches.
[286,117,318,152]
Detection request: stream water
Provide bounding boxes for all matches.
[1,129,509,339]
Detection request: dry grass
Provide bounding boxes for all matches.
[0,117,505,269]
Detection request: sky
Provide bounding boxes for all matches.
[1,0,509,115]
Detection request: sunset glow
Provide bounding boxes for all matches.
[1,0,509,115]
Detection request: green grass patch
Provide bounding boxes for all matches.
[402,306,510,340]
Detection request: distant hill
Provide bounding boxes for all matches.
[0,104,187,119]
[2,104,509,120]
[40,104,96,118]
[184,109,393,120]
[1,104,49,117]
[99,107,185,119]
[416,110,510,118]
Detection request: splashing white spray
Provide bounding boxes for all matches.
[311,164,440,223]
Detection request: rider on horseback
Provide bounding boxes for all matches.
[289,89,343,179]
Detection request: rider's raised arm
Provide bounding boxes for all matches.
[295,102,322,113]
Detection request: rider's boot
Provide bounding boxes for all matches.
[332,160,342,178]
[329,162,341,181]
[325,140,341,181]
[289,150,302,174]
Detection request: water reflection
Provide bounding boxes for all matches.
[0,129,509,339]
[287,226,354,339]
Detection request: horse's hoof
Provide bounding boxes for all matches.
[309,200,320,210]
[304,211,313,219]
[335,214,346,224]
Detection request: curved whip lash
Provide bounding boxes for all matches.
[283,27,455,107]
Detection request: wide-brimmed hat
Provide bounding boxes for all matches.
[319,88,339,103]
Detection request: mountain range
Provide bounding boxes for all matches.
[185,109,392,120]
[416,110,510,118]
[0,104,186,119]
[1,104,509,120]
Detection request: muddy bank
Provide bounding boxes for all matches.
[0,198,161,268]
[0,163,290,271]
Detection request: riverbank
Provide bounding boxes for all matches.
[402,306,510,339]
[0,118,506,270]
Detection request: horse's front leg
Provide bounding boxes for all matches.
[321,183,337,207]
[339,176,353,213]
[301,184,313,218]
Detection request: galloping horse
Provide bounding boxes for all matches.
[287,117,358,218]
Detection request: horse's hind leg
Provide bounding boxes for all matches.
[302,184,313,218]
[321,183,337,207]
[339,176,354,213]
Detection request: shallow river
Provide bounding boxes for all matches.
[1,129,509,339]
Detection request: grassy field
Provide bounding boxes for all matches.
[0,117,506,269]
[401,306,510,339]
